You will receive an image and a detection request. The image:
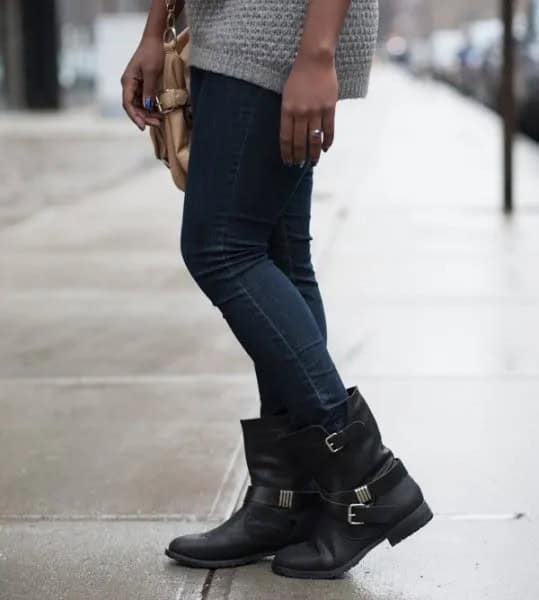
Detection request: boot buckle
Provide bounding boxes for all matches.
[348,503,366,525]
[325,433,344,453]
[354,485,372,504]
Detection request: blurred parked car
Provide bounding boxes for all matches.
[520,0,539,137]
[518,35,539,138]
[478,24,539,139]
[392,3,539,142]
[459,19,502,96]
[407,38,431,78]
[478,15,529,107]
[429,29,466,86]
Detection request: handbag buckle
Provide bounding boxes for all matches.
[154,95,167,114]
[155,90,190,116]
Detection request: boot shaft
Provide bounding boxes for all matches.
[241,415,312,490]
[282,387,393,492]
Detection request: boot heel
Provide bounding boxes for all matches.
[387,501,433,547]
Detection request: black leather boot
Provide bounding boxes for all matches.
[166,415,320,568]
[272,386,432,579]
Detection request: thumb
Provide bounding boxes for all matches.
[142,67,160,111]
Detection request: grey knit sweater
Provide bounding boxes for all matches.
[184,0,379,100]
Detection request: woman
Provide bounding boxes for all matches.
[122,0,431,580]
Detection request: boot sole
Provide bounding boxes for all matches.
[272,501,433,580]
[165,548,274,569]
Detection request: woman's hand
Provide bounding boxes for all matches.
[121,36,164,131]
[280,51,338,167]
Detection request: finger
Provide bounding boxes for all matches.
[293,114,308,166]
[142,66,160,113]
[146,118,162,128]
[132,85,161,127]
[144,112,163,128]
[308,114,323,166]
[321,106,336,152]
[122,76,146,131]
[280,103,294,165]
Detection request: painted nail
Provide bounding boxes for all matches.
[144,97,154,110]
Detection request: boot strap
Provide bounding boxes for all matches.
[246,485,319,510]
[321,459,408,525]
[324,421,365,453]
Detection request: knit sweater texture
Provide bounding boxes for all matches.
[184,0,379,100]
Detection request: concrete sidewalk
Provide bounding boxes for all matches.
[1,64,539,599]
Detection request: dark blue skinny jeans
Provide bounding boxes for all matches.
[180,66,348,432]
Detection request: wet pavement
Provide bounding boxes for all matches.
[1,64,538,599]
[0,108,153,227]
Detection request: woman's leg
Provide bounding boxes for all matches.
[181,69,346,431]
[256,167,328,417]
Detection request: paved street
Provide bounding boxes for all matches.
[1,64,538,599]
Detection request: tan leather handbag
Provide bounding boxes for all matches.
[150,1,192,191]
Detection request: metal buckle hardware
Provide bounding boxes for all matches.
[154,96,167,114]
[278,490,294,509]
[163,0,178,44]
[325,433,344,453]
[355,485,372,504]
[347,503,366,525]
[154,90,190,115]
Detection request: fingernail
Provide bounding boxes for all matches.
[144,97,154,110]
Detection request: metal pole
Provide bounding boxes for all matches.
[22,0,60,109]
[2,0,25,108]
[501,0,515,214]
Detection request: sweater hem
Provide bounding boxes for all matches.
[189,45,369,100]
